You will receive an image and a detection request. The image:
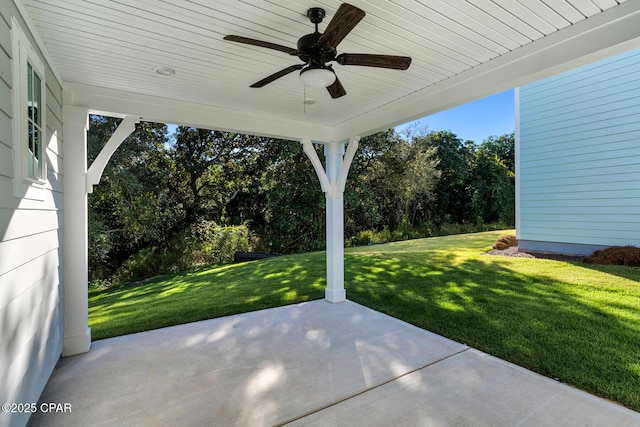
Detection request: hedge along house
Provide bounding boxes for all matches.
[517,47,640,255]
[2,1,640,426]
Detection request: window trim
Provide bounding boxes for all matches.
[11,16,47,200]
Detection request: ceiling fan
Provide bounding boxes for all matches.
[223,3,411,99]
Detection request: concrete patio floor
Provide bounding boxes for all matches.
[29,300,640,426]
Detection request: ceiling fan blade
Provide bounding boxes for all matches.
[250,64,304,88]
[224,35,299,55]
[327,76,347,99]
[318,3,365,49]
[336,53,412,70]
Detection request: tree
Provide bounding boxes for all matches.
[345,130,400,234]
[87,116,173,278]
[403,146,441,227]
[87,116,516,283]
[412,131,475,224]
[169,127,256,227]
[480,133,515,173]
[469,133,515,224]
[259,141,325,253]
[346,130,440,233]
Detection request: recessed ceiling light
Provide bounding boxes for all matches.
[154,66,176,76]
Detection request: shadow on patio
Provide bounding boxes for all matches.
[28,300,639,426]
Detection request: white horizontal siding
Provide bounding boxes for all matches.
[0,229,62,277]
[0,207,62,240]
[519,47,640,250]
[0,73,10,118]
[0,46,11,89]
[0,8,10,60]
[0,263,61,383]
[0,3,65,427]
[0,142,12,179]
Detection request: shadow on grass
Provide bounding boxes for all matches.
[89,230,640,412]
[89,254,326,340]
[345,251,640,411]
[577,260,640,282]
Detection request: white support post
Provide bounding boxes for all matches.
[61,111,139,355]
[324,141,345,302]
[62,106,91,356]
[301,137,360,303]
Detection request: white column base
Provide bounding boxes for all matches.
[325,287,346,303]
[62,327,91,356]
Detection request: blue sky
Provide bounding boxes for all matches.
[396,89,515,143]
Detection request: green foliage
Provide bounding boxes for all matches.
[347,222,512,247]
[114,247,175,283]
[348,227,424,247]
[88,116,175,279]
[113,222,250,283]
[481,132,515,172]
[258,142,326,253]
[185,220,250,266]
[169,127,260,225]
[469,146,515,225]
[412,130,475,224]
[88,115,515,284]
[346,130,441,233]
[434,221,511,236]
[89,118,277,280]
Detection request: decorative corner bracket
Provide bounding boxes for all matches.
[301,136,360,198]
[86,115,140,193]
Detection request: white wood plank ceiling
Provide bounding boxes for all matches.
[21,0,640,140]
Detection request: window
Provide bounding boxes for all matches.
[12,17,47,198]
[27,62,44,179]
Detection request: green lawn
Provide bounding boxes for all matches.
[89,230,640,411]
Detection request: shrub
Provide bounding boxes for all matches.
[492,235,517,250]
[585,246,640,267]
[349,229,375,246]
[185,221,250,267]
[348,223,513,247]
[114,221,251,283]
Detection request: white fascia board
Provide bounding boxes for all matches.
[332,0,640,141]
[63,82,336,142]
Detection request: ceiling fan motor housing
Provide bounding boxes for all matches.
[297,32,337,64]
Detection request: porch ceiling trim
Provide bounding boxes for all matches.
[63,82,336,142]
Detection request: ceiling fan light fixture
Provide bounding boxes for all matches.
[299,66,336,89]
